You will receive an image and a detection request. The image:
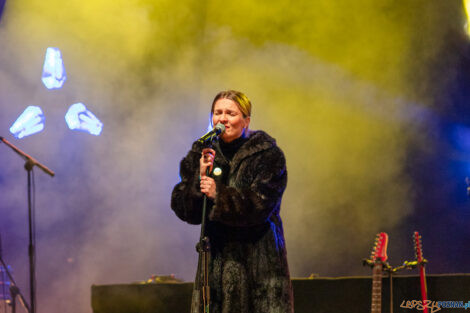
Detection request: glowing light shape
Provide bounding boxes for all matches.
[9,106,45,139]
[65,103,103,136]
[41,47,67,89]
[465,0,470,35]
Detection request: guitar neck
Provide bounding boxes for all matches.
[371,263,383,313]
[419,264,429,313]
[414,232,428,313]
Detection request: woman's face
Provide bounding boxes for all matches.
[212,98,250,143]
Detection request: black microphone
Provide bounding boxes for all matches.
[198,124,225,143]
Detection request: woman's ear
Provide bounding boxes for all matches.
[244,116,251,129]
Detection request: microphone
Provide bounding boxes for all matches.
[198,123,225,143]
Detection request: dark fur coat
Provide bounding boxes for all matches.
[171,130,294,313]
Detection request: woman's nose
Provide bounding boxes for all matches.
[219,114,228,122]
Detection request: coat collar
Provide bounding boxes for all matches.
[218,130,276,174]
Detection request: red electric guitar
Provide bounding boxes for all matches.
[367,232,389,313]
[414,231,428,313]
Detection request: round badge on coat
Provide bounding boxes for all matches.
[213,167,222,176]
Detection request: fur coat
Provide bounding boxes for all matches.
[171,130,294,313]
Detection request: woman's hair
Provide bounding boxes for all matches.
[211,90,252,118]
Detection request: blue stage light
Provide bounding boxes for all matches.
[41,47,67,89]
[9,106,45,139]
[65,103,103,136]
[0,0,6,22]
[0,264,12,301]
[450,124,470,152]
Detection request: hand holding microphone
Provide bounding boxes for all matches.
[200,148,216,199]
[197,124,224,199]
[200,148,216,177]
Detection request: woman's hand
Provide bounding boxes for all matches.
[200,176,217,199]
[199,148,217,199]
[200,148,216,177]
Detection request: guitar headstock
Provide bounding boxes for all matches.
[369,232,389,263]
[414,231,424,262]
[370,232,388,263]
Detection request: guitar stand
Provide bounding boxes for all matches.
[392,259,427,272]
[0,255,31,313]
[362,259,391,270]
[383,260,427,313]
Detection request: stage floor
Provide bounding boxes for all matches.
[92,274,470,313]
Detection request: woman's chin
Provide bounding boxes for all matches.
[222,135,235,143]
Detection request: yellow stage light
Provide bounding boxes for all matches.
[464,0,470,35]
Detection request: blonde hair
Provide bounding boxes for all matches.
[211,90,252,118]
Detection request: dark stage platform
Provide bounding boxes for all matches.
[91,274,470,313]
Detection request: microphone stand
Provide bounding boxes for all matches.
[191,135,219,313]
[0,136,54,313]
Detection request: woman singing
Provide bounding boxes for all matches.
[171,90,293,313]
